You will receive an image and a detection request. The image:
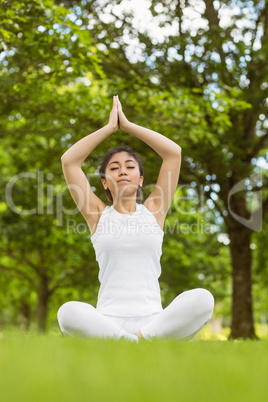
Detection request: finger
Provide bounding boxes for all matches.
[113,95,118,105]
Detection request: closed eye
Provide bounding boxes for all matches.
[110,166,135,170]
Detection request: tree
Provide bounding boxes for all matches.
[0,0,103,331]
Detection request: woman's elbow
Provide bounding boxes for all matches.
[61,155,67,164]
[174,145,182,156]
[167,145,181,161]
[61,152,70,164]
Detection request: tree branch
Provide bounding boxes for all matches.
[22,254,41,276]
[204,187,229,225]
[0,265,33,284]
[262,196,268,218]
[203,0,234,86]
[248,2,268,95]
[49,271,74,295]
[246,130,268,161]
[5,246,40,275]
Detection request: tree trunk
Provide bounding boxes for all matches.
[229,227,257,339]
[37,276,50,333]
[20,301,30,332]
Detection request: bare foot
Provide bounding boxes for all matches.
[135,330,144,339]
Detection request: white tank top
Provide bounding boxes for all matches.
[90,203,164,316]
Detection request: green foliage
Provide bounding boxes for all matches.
[0,0,104,330]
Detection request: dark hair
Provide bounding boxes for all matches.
[99,146,144,204]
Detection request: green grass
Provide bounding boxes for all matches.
[0,329,267,402]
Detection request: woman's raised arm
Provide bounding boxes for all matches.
[117,97,181,225]
[61,96,118,166]
[60,96,118,234]
[117,97,181,159]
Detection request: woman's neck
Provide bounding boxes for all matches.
[112,199,137,215]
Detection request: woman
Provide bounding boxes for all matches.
[57,96,214,341]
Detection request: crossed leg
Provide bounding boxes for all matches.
[138,288,214,340]
[57,301,138,341]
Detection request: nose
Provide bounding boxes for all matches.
[119,167,127,176]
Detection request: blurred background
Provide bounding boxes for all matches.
[0,0,267,340]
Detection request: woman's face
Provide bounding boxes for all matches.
[101,152,143,202]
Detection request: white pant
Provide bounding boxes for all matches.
[57,288,214,341]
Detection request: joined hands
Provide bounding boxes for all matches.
[108,95,130,132]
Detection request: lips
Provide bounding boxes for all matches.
[118,179,130,183]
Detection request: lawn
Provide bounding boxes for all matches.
[0,328,267,402]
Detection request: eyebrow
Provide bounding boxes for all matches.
[108,159,137,166]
